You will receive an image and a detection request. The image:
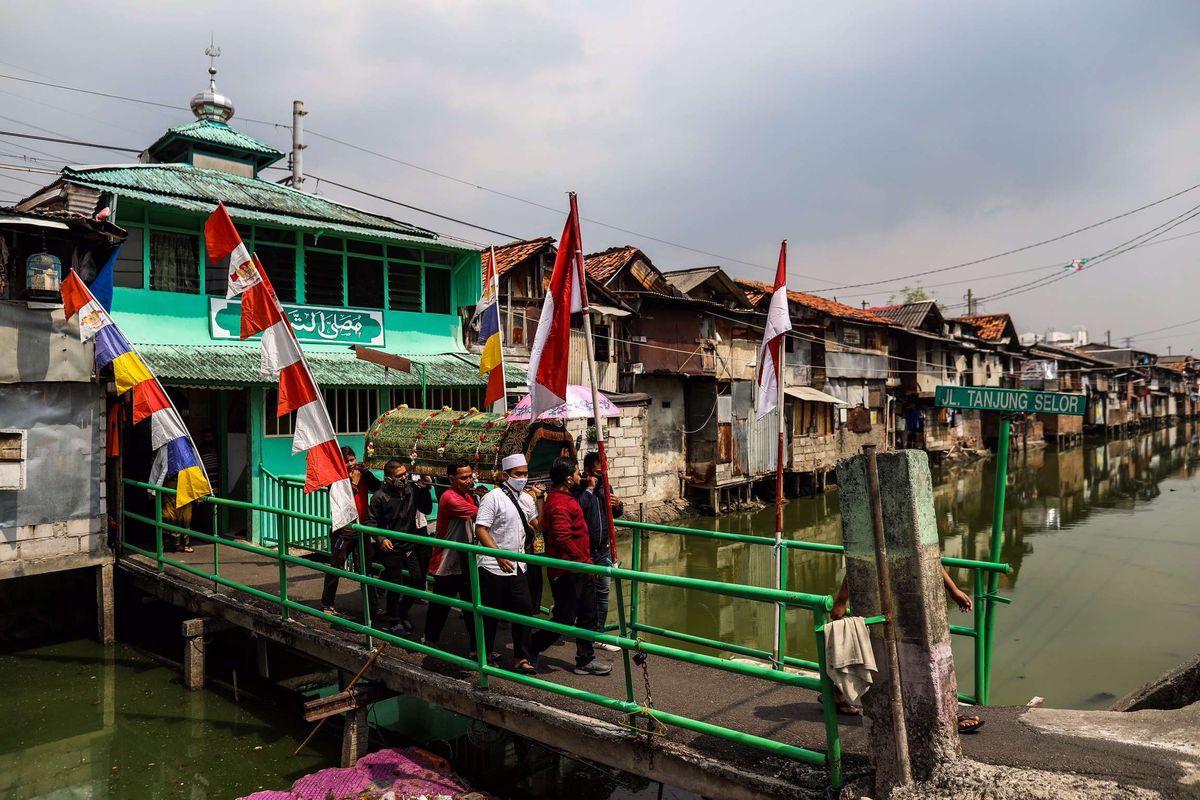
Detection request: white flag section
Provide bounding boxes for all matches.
[755,282,792,418]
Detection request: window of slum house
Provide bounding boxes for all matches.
[387,248,422,312]
[592,323,610,362]
[304,248,344,307]
[114,226,145,289]
[255,242,297,303]
[347,256,385,309]
[424,267,452,314]
[840,325,862,347]
[265,388,382,436]
[149,230,200,293]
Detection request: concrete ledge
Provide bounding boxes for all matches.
[1113,654,1200,713]
[0,549,113,581]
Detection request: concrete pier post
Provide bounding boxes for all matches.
[96,562,115,646]
[837,449,961,792]
[182,618,206,690]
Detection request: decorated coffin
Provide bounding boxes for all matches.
[363,406,575,480]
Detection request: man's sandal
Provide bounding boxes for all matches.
[957,715,985,734]
[836,701,862,716]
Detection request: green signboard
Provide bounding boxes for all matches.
[209,298,385,346]
[934,385,1086,416]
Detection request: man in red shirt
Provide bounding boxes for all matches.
[529,457,611,676]
[422,460,482,656]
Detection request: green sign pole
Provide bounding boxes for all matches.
[982,416,1011,705]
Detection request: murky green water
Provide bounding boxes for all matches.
[625,425,1200,710]
[0,639,338,799]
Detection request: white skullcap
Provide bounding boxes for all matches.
[501,453,528,471]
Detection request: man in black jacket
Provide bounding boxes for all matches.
[365,458,434,635]
[574,451,624,650]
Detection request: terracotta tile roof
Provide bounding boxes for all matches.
[736,279,893,324]
[487,237,555,277]
[952,314,1014,342]
[584,246,640,283]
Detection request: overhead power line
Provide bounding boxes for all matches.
[0,128,140,154]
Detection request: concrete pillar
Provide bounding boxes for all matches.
[256,637,271,679]
[340,704,369,767]
[96,562,115,645]
[836,450,961,792]
[182,618,206,690]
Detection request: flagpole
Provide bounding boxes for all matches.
[571,193,621,565]
[772,242,787,666]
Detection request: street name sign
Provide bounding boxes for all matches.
[934,385,1086,416]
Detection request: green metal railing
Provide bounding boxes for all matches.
[121,478,851,789]
[614,519,1012,706]
[260,469,333,554]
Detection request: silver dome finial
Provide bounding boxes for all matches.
[191,38,234,123]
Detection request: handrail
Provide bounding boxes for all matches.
[121,477,846,787]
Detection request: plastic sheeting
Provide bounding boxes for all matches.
[0,302,94,384]
[0,382,102,528]
[825,351,889,380]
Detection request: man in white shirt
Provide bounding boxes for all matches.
[475,453,540,674]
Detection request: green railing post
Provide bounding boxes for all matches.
[467,553,489,689]
[775,548,788,669]
[613,574,635,705]
[154,490,164,574]
[972,568,984,704]
[210,499,220,592]
[982,416,1011,704]
[629,530,642,629]
[813,605,843,790]
[276,511,289,621]
[358,529,373,649]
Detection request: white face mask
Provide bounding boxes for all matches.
[506,476,528,493]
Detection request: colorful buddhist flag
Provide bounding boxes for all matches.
[474,246,507,413]
[207,206,355,530]
[60,269,211,508]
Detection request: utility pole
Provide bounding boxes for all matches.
[1121,336,1133,348]
[1106,330,1111,346]
[964,289,974,316]
[291,100,307,192]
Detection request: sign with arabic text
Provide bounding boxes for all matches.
[935,385,1085,416]
[209,298,385,346]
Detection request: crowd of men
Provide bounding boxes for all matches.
[323,447,622,677]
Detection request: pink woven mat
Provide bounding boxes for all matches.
[239,747,489,800]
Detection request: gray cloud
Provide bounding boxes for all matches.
[3,0,1200,351]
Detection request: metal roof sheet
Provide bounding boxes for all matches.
[135,344,526,388]
[159,120,284,159]
[62,164,443,243]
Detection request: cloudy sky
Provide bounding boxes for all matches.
[3,1,1200,353]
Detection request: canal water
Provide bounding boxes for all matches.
[628,425,1200,710]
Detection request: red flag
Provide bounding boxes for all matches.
[132,379,171,424]
[205,203,259,298]
[527,196,586,418]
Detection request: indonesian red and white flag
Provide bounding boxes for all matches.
[755,241,792,419]
[205,202,260,297]
[527,195,587,419]
[206,206,355,530]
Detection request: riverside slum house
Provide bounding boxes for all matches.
[948,313,1034,450]
[1019,342,1112,446]
[467,237,664,516]
[11,68,498,544]
[1156,355,1200,421]
[0,209,125,641]
[1074,343,1165,433]
[737,279,892,493]
[868,301,995,457]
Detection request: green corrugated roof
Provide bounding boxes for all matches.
[135,343,526,389]
[161,120,284,159]
[96,185,453,247]
[62,164,447,245]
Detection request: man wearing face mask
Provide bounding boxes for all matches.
[473,453,540,674]
[364,458,434,635]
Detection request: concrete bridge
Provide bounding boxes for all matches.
[115,479,1193,799]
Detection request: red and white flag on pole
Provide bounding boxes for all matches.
[527,197,587,419]
[205,203,355,530]
[755,241,792,418]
